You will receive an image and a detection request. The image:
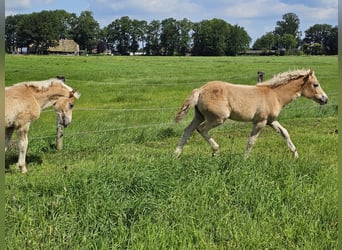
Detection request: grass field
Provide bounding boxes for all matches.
[5,55,338,249]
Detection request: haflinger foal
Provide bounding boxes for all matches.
[5,77,81,173]
[174,69,328,158]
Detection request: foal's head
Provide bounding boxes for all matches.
[53,80,81,127]
[301,69,328,105]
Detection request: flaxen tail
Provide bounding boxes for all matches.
[174,88,200,123]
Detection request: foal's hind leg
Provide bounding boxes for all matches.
[5,127,15,151]
[16,124,30,173]
[244,120,267,158]
[269,120,298,158]
[174,110,204,157]
[196,118,223,156]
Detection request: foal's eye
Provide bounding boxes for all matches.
[313,83,319,88]
[69,103,74,109]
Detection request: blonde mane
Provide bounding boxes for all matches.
[257,69,309,87]
[14,78,73,92]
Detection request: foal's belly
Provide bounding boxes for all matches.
[228,106,272,123]
[229,110,255,122]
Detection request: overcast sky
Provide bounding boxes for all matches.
[5,0,338,43]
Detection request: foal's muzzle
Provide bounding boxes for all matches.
[316,95,328,105]
[60,117,72,127]
[56,112,72,127]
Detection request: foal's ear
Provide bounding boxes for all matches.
[70,89,81,99]
[308,68,314,76]
[304,68,313,82]
[57,75,65,82]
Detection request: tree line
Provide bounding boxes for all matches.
[252,13,337,55]
[5,10,337,56]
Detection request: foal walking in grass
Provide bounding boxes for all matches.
[174,69,328,158]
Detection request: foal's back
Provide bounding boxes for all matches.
[197,81,279,122]
[5,85,40,128]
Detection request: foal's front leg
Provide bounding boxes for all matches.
[16,124,30,173]
[269,120,298,158]
[244,120,267,158]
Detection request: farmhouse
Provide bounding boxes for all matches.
[48,39,79,55]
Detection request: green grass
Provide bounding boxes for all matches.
[5,55,337,249]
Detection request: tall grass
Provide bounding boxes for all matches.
[5,55,337,249]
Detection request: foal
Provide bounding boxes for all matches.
[174,69,328,158]
[5,78,80,173]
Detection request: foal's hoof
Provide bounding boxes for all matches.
[293,151,299,159]
[212,150,219,157]
[17,164,28,174]
[174,148,182,158]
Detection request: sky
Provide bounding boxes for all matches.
[5,0,338,44]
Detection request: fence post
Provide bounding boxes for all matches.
[257,71,264,83]
[56,118,64,150]
[56,75,65,150]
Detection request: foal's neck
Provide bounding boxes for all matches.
[31,86,66,110]
[273,78,303,107]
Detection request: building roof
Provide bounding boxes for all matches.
[48,39,79,53]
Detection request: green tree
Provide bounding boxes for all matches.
[274,13,301,38]
[252,32,276,50]
[106,16,131,55]
[274,13,301,49]
[73,11,100,53]
[116,16,132,54]
[16,11,61,53]
[105,17,147,55]
[303,43,323,55]
[130,19,147,55]
[226,24,251,55]
[145,18,192,56]
[326,26,338,55]
[145,20,161,55]
[160,18,178,55]
[5,14,26,53]
[52,10,78,39]
[6,10,78,54]
[192,21,208,55]
[105,18,122,53]
[95,28,108,54]
[176,18,193,55]
[278,34,298,50]
[192,18,231,56]
[303,24,337,55]
[303,24,332,44]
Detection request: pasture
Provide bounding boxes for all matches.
[5,55,337,249]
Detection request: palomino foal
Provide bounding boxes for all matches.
[174,69,328,158]
[5,78,80,173]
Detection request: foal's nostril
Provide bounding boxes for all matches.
[320,96,328,105]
